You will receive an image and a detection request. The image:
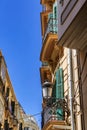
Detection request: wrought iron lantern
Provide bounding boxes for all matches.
[42,81,53,99]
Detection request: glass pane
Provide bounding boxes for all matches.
[43,87,52,98]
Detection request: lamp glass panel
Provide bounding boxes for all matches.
[43,87,52,98]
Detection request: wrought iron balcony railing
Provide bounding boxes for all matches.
[47,114,59,122]
[43,110,65,125]
[42,5,52,12]
[42,62,48,66]
[43,108,59,125]
[42,18,58,43]
[42,98,70,126]
[42,5,46,12]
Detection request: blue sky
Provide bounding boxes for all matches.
[0,0,42,127]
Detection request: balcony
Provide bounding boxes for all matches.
[42,18,58,43]
[8,115,18,127]
[42,107,70,130]
[44,114,62,125]
[40,18,63,72]
[41,0,55,5]
[40,11,52,37]
[13,117,18,126]
[42,62,48,66]
[58,0,87,52]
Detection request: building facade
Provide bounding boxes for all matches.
[40,0,84,130]
[0,51,39,130]
[0,51,18,130]
[57,0,87,130]
[23,115,39,130]
[18,103,39,130]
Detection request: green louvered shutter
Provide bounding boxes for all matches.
[53,1,58,33]
[56,68,64,120]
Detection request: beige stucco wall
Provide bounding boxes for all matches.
[54,48,82,130]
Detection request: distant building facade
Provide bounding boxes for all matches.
[18,103,39,130]
[0,51,39,130]
[0,51,18,130]
[23,115,39,130]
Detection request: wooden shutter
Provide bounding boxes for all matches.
[53,1,58,33]
[56,68,64,99]
[55,68,64,120]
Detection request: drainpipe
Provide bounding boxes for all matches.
[67,49,75,130]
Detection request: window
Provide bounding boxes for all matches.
[19,123,22,130]
[6,87,9,97]
[24,127,29,130]
[55,68,64,120]
[11,101,15,115]
[4,120,9,130]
